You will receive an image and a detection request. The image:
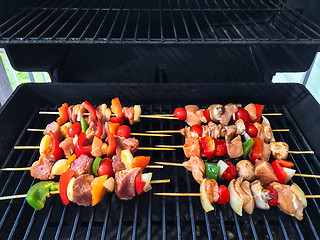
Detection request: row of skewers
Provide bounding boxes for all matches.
[0,99,318,221]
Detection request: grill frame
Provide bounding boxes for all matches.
[1,0,320,44]
[0,82,319,239]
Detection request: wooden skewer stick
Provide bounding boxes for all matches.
[155,145,314,154]
[147,129,289,134]
[0,180,170,201]
[142,113,283,117]
[39,111,178,120]
[0,190,60,201]
[14,146,176,151]
[1,165,163,171]
[26,129,171,137]
[155,193,319,198]
[155,162,320,178]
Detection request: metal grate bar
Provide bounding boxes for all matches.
[54,206,68,240]
[133,0,143,41]
[263,214,274,240]
[85,208,95,240]
[177,0,191,42]
[23,210,36,240]
[101,194,112,239]
[120,0,135,41]
[168,0,178,41]
[106,0,126,41]
[248,216,259,240]
[65,0,99,40]
[233,212,243,240]
[116,201,125,240]
[39,196,56,240]
[131,198,139,240]
[70,207,81,240]
[185,0,205,41]
[219,209,227,240]
[185,171,197,240]
[92,0,118,40]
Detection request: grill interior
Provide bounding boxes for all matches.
[1,0,320,44]
[0,83,319,239]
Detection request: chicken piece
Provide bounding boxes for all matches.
[203,179,219,203]
[71,174,94,206]
[235,119,246,135]
[226,135,243,159]
[209,122,221,139]
[270,142,289,160]
[271,182,304,221]
[122,107,134,125]
[185,105,202,126]
[96,104,108,124]
[241,181,255,214]
[220,103,238,126]
[260,142,271,162]
[44,121,63,142]
[71,104,86,123]
[91,136,103,157]
[234,177,251,205]
[69,155,93,178]
[236,160,255,181]
[225,125,237,142]
[183,137,201,158]
[244,103,257,122]
[196,109,208,124]
[59,137,75,159]
[208,104,224,123]
[114,167,141,200]
[254,122,272,144]
[182,156,205,184]
[30,156,56,180]
[254,160,278,186]
[250,180,272,210]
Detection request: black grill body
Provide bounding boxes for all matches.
[0,83,319,239]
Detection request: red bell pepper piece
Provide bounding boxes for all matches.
[68,122,82,138]
[135,174,146,195]
[96,120,102,138]
[82,101,97,120]
[201,136,215,159]
[255,104,264,123]
[110,115,124,125]
[46,130,64,160]
[275,159,294,168]
[251,137,262,164]
[59,169,75,205]
[106,133,116,158]
[271,160,287,184]
[203,109,211,123]
[57,103,69,125]
[75,132,92,157]
[111,97,123,117]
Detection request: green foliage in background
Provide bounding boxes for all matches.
[0,52,50,89]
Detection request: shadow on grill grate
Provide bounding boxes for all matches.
[0,102,319,240]
[1,0,320,44]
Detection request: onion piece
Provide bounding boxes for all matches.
[200,179,214,212]
[121,150,134,169]
[262,116,275,142]
[283,167,296,183]
[67,177,75,202]
[217,160,228,180]
[291,183,307,208]
[134,105,141,123]
[103,177,115,193]
[51,159,67,175]
[141,172,153,192]
[228,179,244,216]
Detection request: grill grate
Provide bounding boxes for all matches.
[1,0,320,44]
[0,103,319,239]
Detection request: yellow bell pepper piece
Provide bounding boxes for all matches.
[65,154,77,172]
[91,175,108,206]
[40,135,51,156]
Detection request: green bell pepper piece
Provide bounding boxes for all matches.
[26,181,59,211]
[92,157,102,177]
[205,162,220,180]
[81,117,89,133]
[242,138,255,159]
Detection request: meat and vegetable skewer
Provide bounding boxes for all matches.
[154,178,318,221]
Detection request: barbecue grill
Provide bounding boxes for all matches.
[1,0,320,239]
